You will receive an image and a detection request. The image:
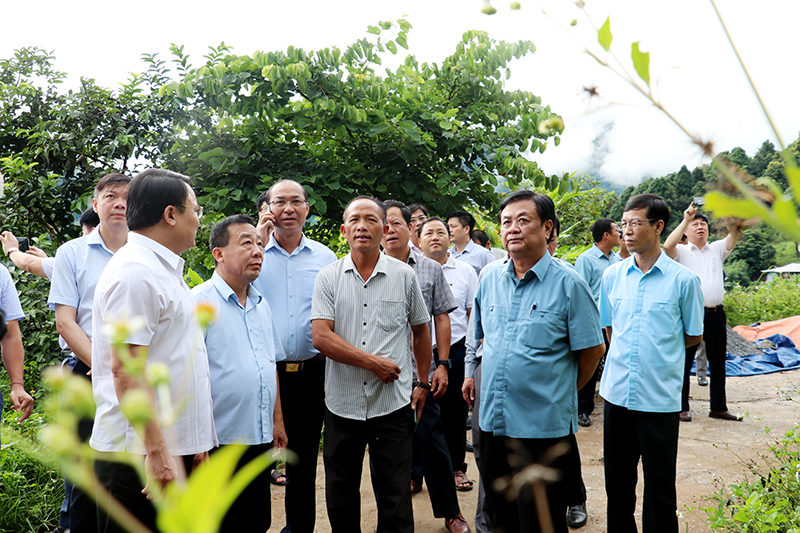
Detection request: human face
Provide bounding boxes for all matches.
[382,207,411,255]
[447,218,470,246]
[608,222,621,247]
[92,184,128,229]
[685,217,709,245]
[268,181,309,235]
[215,223,263,284]
[176,186,202,253]
[409,209,427,241]
[341,199,387,253]
[500,199,552,261]
[419,219,450,262]
[620,208,661,255]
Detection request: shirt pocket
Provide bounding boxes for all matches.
[302,270,319,295]
[643,299,680,343]
[377,299,405,331]
[519,308,567,351]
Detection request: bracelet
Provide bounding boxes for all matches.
[10,381,24,387]
[5,248,18,257]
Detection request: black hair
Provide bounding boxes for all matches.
[258,179,308,211]
[446,210,476,237]
[95,173,131,195]
[343,196,386,223]
[623,193,670,232]
[498,190,557,243]
[418,216,449,238]
[408,204,428,217]
[472,229,490,247]
[552,213,561,240]
[79,207,100,230]
[591,218,616,243]
[127,168,192,231]
[209,214,257,251]
[693,212,710,225]
[382,200,411,224]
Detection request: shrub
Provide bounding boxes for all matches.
[724,277,800,326]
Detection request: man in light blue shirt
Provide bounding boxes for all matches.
[473,190,605,533]
[253,179,336,533]
[447,210,495,276]
[599,193,703,533]
[193,214,287,533]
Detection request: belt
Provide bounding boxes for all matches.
[451,337,466,350]
[277,353,325,372]
[705,305,723,313]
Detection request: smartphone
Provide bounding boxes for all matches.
[693,196,706,207]
[16,237,29,253]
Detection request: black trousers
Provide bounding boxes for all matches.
[478,430,574,533]
[438,341,469,473]
[95,454,195,533]
[682,309,728,413]
[409,393,461,519]
[471,363,492,533]
[212,443,272,533]
[604,402,680,533]
[324,406,414,533]
[578,330,609,416]
[278,356,326,533]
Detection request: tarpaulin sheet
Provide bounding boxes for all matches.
[694,334,800,376]
[734,315,800,348]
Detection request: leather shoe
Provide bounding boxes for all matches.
[567,503,588,528]
[445,513,471,533]
[698,376,708,386]
[679,411,692,422]
[709,410,743,421]
[577,413,592,427]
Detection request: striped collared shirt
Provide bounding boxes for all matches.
[311,252,430,420]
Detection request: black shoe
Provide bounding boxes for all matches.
[698,376,708,386]
[567,503,588,528]
[466,414,473,427]
[466,439,474,453]
[577,413,591,427]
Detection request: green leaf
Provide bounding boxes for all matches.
[396,34,408,49]
[785,166,800,193]
[369,123,390,135]
[704,192,771,220]
[598,17,612,52]
[554,136,561,147]
[631,42,650,86]
[439,120,452,130]
[386,41,397,55]
[367,25,381,35]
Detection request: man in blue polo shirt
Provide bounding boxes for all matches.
[599,193,703,533]
[473,190,605,533]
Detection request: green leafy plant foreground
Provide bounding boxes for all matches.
[724,277,800,327]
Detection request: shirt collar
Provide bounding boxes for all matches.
[265,233,309,256]
[210,271,262,307]
[590,243,608,259]
[344,251,388,277]
[87,225,122,255]
[128,232,183,273]
[625,249,668,275]
[444,252,458,269]
[501,250,552,282]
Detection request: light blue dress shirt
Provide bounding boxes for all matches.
[451,239,495,276]
[575,244,619,304]
[192,272,286,444]
[474,252,603,439]
[253,234,337,362]
[599,251,704,413]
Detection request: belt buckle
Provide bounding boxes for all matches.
[285,363,301,372]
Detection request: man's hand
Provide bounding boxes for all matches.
[411,385,427,420]
[192,451,209,472]
[431,365,448,399]
[256,212,275,246]
[142,450,181,498]
[273,421,289,451]
[462,377,475,406]
[683,202,697,223]
[371,356,401,384]
[27,246,48,258]
[0,231,18,255]
[9,383,33,421]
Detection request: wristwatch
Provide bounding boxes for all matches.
[414,380,432,391]
[436,359,452,369]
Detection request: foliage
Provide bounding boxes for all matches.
[723,277,800,326]
[0,414,63,533]
[705,424,800,533]
[723,229,777,288]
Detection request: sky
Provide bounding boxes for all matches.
[2,0,798,189]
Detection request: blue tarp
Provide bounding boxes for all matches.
[693,334,800,377]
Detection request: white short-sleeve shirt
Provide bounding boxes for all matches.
[432,254,477,346]
[674,239,730,307]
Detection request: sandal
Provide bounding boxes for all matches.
[270,469,287,486]
[410,478,423,495]
[454,470,473,492]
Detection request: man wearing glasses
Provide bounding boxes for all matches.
[408,204,428,254]
[599,193,704,533]
[254,179,337,533]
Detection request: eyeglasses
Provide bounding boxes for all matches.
[618,219,653,230]
[183,205,204,219]
[269,199,306,209]
[410,215,427,224]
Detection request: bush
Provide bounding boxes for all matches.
[705,424,800,532]
[724,277,800,326]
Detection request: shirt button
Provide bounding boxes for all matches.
[364,303,367,307]
[363,322,367,326]
[291,333,294,337]
[364,284,367,289]
[362,341,366,345]
[290,313,294,317]
[363,382,367,385]
[290,294,293,297]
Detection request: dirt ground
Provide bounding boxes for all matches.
[269,371,800,532]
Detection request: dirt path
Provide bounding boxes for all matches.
[269,371,800,532]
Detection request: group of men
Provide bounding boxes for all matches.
[0,165,746,533]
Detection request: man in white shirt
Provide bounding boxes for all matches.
[447,210,495,276]
[664,203,743,422]
[91,168,217,533]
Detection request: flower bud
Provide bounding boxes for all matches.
[146,362,171,387]
[121,389,155,426]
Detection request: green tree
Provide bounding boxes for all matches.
[747,140,779,178]
[723,229,776,288]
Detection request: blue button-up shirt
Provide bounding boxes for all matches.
[451,239,496,276]
[599,251,704,413]
[192,272,286,444]
[575,244,619,304]
[253,234,337,362]
[475,252,603,439]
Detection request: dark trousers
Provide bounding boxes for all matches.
[62,357,97,533]
[682,309,728,413]
[478,430,573,533]
[438,341,469,473]
[472,363,492,533]
[95,454,195,533]
[278,356,326,533]
[604,402,680,533]
[324,406,414,533]
[409,393,461,519]
[578,330,609,416]
[563,436,587,507]
[212,443,272,533]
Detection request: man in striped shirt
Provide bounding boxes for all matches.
[311,196,432,533]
